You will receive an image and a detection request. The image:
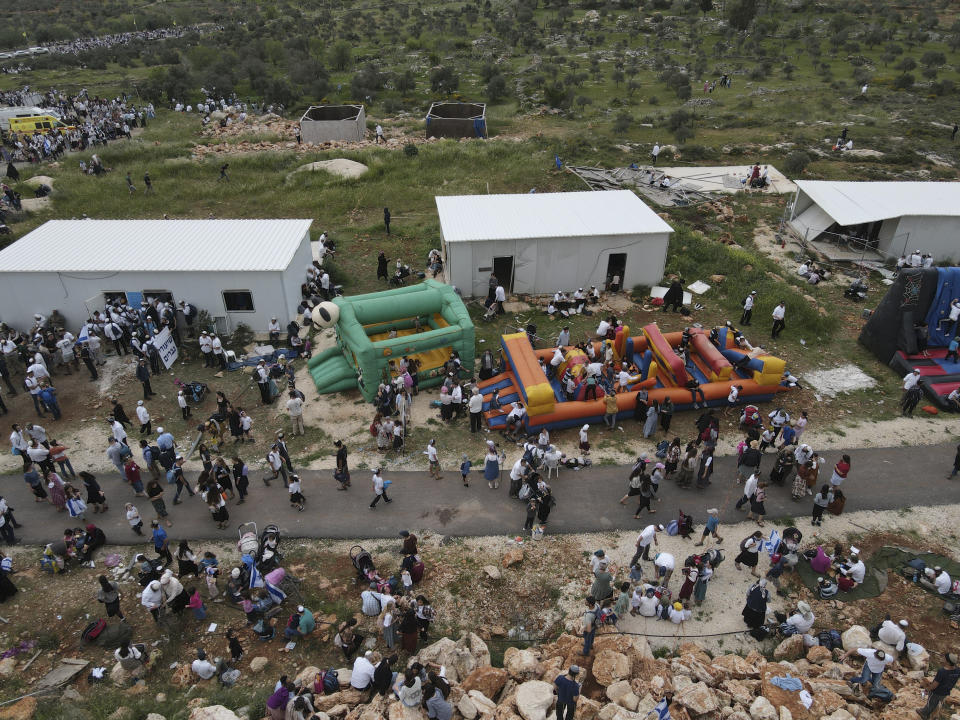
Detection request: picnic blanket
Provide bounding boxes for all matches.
[797,545,960,601]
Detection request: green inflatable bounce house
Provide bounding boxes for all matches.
[308,279,475,401]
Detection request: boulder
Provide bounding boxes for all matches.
[416,634,491,683]
[712,655,760,680]
[504,648,541,681]
[295,665,321,687]
[0,699,36,720]
[774,635,805,662]
[483,565,502,580]
[171,663,193,687]
[462,666,509,701]
[61,689,82,702]
[538,657,563,684]
[840,626,871,652]
[107,708,132,720]
[387,702,426,720]
[822,711,855,720]
[606,680,637,708]
[145,715,167,720]
[805,646,832,665]
[761,667,813,719]
[467,690,498,717]
[458,694,479,720]
[906,646,929,671]
[676,681,719,716]
[0,658,16,677]
[592,650,630,686]
[748,697,777,720]
[516,681,555,720]
[188,708,241,720]
[872,641,897,657]
[249,657,269,673]
[725,679,760,707]
[503,547,524,567]
[778,708,792,720]
[573,697,602,719]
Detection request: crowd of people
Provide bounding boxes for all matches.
[35,25,215,56]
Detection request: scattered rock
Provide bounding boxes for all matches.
[841,626,872,652]
[154,694,167,703]
[387,701,427,720]
[515,680,555,720]
[467,690,498,717]
[773,635,804,662]
[675,681,719,716]
[107,708,132,720]
[61,688,82,702]
[0,698,37,720]
[295,666,321,688]
[458,694,479,720]
[482,565,502,580]
[504,648,541,681]
[188,706,241,720]
[171,663,194,687]
[461,666,509,701]
[502,548,524,567]
[416,633,490,683]
[287,159,369,181]
[591,650,631,686]
[749,696,777,720]
[906,646,929,671]
[249,656,269,673]
[145,715,167,720]
[0,658,16,677]
[805,646,832,665]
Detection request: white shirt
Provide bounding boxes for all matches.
[935,570,952,594]
[618,370,631,387]
[9,431,27,452]
[786,611,815,634]
[743,295,755,310]
[426,445,438,462]
[287,397,303,416]
[847,559,866,584]
[651,144,660,156]
[267,451,281,470]
[858,648,894,674]
[375,125,383,136]
[655,553,675,571]
[669,607,691,624]
[372,472,384,494]
[211,337,223,354]
[637,525,656,548]
[494,286,506,302]
[772,305,785,321]
[596,320,610,337]
[199,335,212,352]
[950,301,960,321]
[727,386,739,403]
[192,658,217,680]
[637,595,659,617]
[468,393,483,413]
[136,406,150,424]
[743,474,759,498]
[351,656,376,689]
[903,372,920,390]
[268,321,280,333]
[178,394,187,408]
[877,620,906,651]
[112,421,127,441]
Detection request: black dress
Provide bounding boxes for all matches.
[741,584,769,628]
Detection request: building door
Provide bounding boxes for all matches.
[493,256,514,293]
[606,253,627,292]
[84,292,105,318]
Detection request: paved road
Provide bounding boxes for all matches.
[3,442,958,545]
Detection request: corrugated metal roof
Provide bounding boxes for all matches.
[435,190,673,242]
[795,180,960,227]
[0,219,312,273]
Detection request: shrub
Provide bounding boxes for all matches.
[783,151,812,176]
[892,73,914,90]
[403,144,419,157]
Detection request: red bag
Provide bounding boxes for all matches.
[82,618,107,643]
[410,561,425,584]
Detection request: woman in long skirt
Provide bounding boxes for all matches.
[678,562,699,603]
[207,489,229,529]
[693,562,712,606]
[177,541,199,577]
[483,443,501,489]
[741,579,770,628]
[399,605,419,653]
[80,472,108,513]
[46,470,67,512]
[643,402,659,439]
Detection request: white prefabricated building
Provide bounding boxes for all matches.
[299,105,366,143]
[436,190,673,297]
[0,218,313,333]
[789,180,960,261]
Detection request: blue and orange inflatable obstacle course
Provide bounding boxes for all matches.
[861,267,960,411]
[477,324,791,433]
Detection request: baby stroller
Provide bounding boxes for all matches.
[677,510,695,539]
[350,545,394,591]
[176,379,208,404]
[769,449,795,485]
[237,522,260,557]
[258,524,282,572]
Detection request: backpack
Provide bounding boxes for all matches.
[82,618,107,643]
[166,468,176,484]
[518,484,531,501]
[321,669,339,694]
[684,554,702,568]
[655,440,669,458]
[147,445,161,463]
[410,560,425,584]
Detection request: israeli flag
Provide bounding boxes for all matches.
[242,554,262,589]
[265,579,287,605]
[648,698,670,720]
[764,529,781,557]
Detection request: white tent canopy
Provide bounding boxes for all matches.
[793,180,960,227]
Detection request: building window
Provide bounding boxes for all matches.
[222,290,255,312]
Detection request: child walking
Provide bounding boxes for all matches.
[460,455,472,487]
[125,503,143,535]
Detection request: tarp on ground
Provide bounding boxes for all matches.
[796,545,960,601]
